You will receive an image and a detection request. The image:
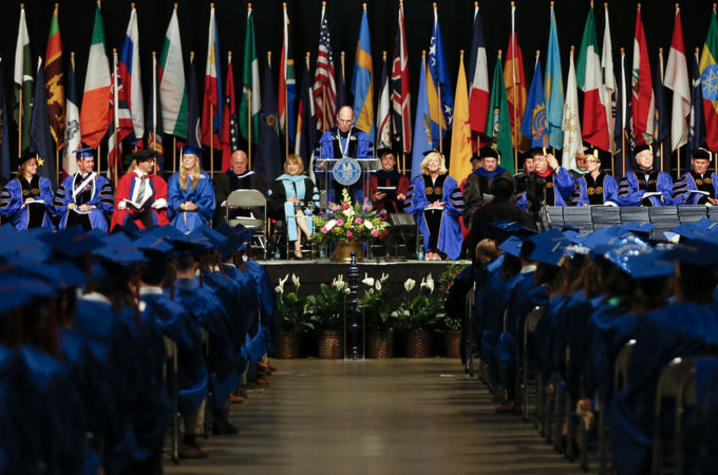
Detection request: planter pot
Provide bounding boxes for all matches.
[277,331,301,359]
[332,240,364,263]
[367,331,394,359]
[442,330,461,358]
[404,329,432,358]
[317,330,343,359]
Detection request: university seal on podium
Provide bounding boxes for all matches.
[332,157,361,186]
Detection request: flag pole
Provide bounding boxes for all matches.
[209,4,215,178]
[283,2,289,162]
[321,1,328,134]
[510,1,518,174]
[18,4,24,159]
[658,47,664,173]
[152,51,158,174]
[173,137,176,173]
[112,48,119,187]
[432,3,443,155]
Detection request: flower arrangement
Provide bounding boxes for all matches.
[305,274,349,330]
[435,262,468,332]
[312,189,389,245]
[393,273,442,330]
[357,272,393,331]
[276,273,314,333]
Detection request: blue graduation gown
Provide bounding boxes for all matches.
[168,172,216,233]
[617,170,673,206]
[318,127,372,202]
[516,167,577,210]
[408,173,463,260]
[54,172,114,232]
[671,171,718,205]
[0,176,55,230]
[574,172,619,206]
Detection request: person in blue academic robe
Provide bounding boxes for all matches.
[671,147,718,205]
[572,148,618,206]
[0,153,55,230]
[406,151,463,260]
[168,146,216,234]
[617,144,673,206]
[267,155,320,259]
[517,148,578,211]
[53,148,114,232]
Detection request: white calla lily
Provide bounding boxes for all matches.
[404,278,416,292]
[375,280,382,291]
[380,272,389,283]
[291,273,301,289]
[364,220,373,229]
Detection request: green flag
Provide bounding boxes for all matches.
[239,5,261,143]
[14,7,33,153]
[487,54,514,174]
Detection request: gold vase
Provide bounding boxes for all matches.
[332,240,364,263]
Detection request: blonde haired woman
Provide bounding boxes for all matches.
[268,155,320,259]
[0,153,55,230]
[168,146,216,233]
[406,151,463,260]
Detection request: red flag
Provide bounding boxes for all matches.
[201,4,223,148]
[631,6,655,146]
[390,1,411,154]
[503,4,528,151]
[221,55,236,171]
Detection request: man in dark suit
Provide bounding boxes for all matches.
[213,149,266,224]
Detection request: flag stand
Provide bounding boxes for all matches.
[244,51,252,170]
[510,1,519,173]
[112,48,119,187]
[677,148,681,177]
[173,137,176,173]
[152,51,158,175]
[17,87,22,158]
[210,103,214,177]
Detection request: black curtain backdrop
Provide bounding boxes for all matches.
[1,0,716,169]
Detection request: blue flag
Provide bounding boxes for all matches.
[428,7,453,132]
[187,56,201,149]
[521,58,547,148]
[689,51,705,160]
[0,60,10,182]
[351,7,374,140]
[29,58,56,187]
[257,57,281,183]
[411,57,432,179]
[545,6,564,149]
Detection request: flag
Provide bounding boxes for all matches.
[614,49,629,176]
[312,3,336,133]
[410,55,432,179]
[239,5,260,144]
[562,48,583,170]
[577,4,610,151]
[654,49,669,168]
[201,4,223,148]
[545,6,563,150]
[700,9,718,151]
[14,6,32,153]
[376,54,391,150]
[221,54,237,171]
[0,59,11,182]
[449,52,472,182]
[488,53,514,174]
[428,3,453,132]
[159,7,188,139]
[352,5,374,140]
[146,53,165,175]
[118,5,144,140]
[186,55,201,148]
[257,56,281,183]
[468,3,489,135]
[107,51,120,181]
[632,6,655,146]
[665,6,690,152]
[80,2,111,149]
[426,57,445,150]
[521,56,547,148]
[690,49,705,155]
[391,1,411,153]
[63,56,80,177]
[504,3,528,151]
[30,58,56,187]
[295,57,317,168]
[45,4,64,149]
[336,53,348,110]
[278,4,296,145]
[602,3,616,151]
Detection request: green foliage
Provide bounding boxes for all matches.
[392,274,442,331]
[305,278,347,331]
[275,274,314,334]
[357,273,393,331]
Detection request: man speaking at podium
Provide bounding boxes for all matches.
[318,105,372,203]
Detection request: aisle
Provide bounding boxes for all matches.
[166,359,584,474]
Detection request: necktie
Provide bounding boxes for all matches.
[137,177,149,205]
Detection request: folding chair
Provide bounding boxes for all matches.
[164,336,180,464]
[226,189,267,259]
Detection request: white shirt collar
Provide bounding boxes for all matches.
[520,264,537,274]
[81,292,112,305]
[134,168,147,178]
[139,286,164,295]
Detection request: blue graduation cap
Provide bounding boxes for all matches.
[38,228,105,258]
[662,240,718,268]
[0,233,52,264]
[194,225,229,249]
[133,233,174,255]
[498,235,523,258]
[2,259,88,290]
[73,147,94,160]
[624,253,674,280]
[92,233,147,265]
[0,276,55,314]
[183,145,202,156]
[591,234,652,273]
[529,230,570,266]
[568,226,627,251]
[620,221,656,235]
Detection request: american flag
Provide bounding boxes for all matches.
[312,4,336,132]
[391,2,411,153]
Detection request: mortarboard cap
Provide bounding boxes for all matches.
[624,253,674,280]
[182,145,202,156]
[529,229,570,266]
[0,276,55,314]
[17,152,36,166]
[38,228,104,258]
[692,147,712,161]
[376,147,393,158]
[479,146,499,160]
[131,149,157,163]
[73,147,94,160]
[633,144,653,156]
[498,235,523,258]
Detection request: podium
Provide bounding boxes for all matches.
[313,157,380,207]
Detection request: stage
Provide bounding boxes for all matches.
[261,258,466,296]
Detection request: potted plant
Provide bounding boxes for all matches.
[312,189,389,263]
[276,273,313,358]
[358,272,394,358]
[306,275,348,358]
[395,274,441,357]
[437,263,468,358]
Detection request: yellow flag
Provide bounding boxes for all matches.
[449,53,472,182]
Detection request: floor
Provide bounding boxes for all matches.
[165,359,586,475]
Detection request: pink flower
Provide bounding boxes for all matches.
[331,205,340,211]
[321,227,328,234]
[355,218,363,224]
[371,229,379,238]
[336,219,344,226]
[341,203,350,210]
[346,231,354,239]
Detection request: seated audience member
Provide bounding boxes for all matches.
[569,150,589,179]
[168,146,216,234]
[368,148,409,215]
[518,148,577,211]
[111,149,169,231]
[406,150,462,261]
[617,144,673,206]
[0,153,55,230]
[213,149,266,224]
[573,148,618,206]
[671,147,718,205]
[54,148,114,231]
[267,155,320,259]
[463,146,514,230]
